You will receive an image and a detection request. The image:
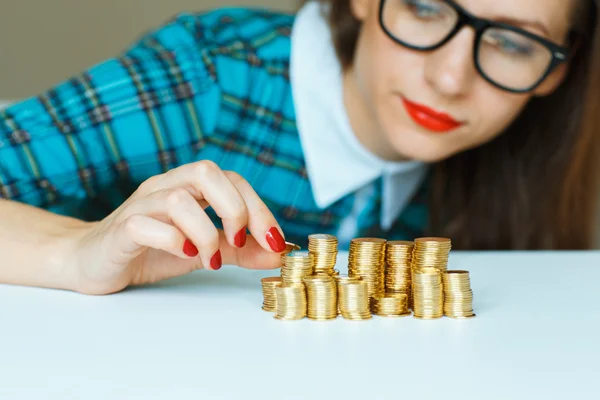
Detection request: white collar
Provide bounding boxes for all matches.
[290,1,427,230]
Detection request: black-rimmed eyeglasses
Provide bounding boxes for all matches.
[378,0,570,93]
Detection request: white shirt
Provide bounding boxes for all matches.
[290,1,428,242]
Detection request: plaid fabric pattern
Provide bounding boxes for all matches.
[0,7,428,249]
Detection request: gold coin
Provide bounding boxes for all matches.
[308,234,338,276]
[412,269,444,319]
[371,293,410,316]
[348,237,386,298]
[442,270,475,318]
[274,284,307,320]
[261,276,282,312]
[279,242,302,264]
[281,250,314,285]
[337,279,372,320]
[385,241,413,306]
[303,275,338,320]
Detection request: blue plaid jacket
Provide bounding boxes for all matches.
[0,8,428,249]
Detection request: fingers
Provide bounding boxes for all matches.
[115,214,198,260]
[148,161,286,253]
[161,161,249,248]
[122,188,222,270]
[116,214,282,272]
[218,231,283,270]
[223,170,286,253]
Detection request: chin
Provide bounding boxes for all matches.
[387,133,456,163]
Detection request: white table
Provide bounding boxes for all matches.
[1,251,599,399]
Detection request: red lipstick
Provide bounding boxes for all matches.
[401,98,463,133]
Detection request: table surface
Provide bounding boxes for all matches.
[1,251,599,400]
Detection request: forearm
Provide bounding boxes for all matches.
[0,199,87,291]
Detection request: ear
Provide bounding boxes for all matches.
[350,0,372,21]
[532,62,569,97]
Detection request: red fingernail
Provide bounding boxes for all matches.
[183,240,198,257]
[210,250,222,270]
[266,227,286,252]
[234,227,247,248]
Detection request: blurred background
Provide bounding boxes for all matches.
[1,0,598,247]
[0,0,297,99]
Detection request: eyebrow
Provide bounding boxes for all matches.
[493,16,551,38]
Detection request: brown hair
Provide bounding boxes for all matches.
[301,0,600,250]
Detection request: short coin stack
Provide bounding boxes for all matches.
[371,294,410,317]
[412,269,444,319]
[274,284,307,320]
[385,241,414,306]
[411,237,452,273]
[348,238,387,298]
[336,276,372,320]
[261,277,282,312]
[308,234,338,275]
[280,242,301,266]
[443,271,475,318]
[281,251,314,285]
[303,275,338,320]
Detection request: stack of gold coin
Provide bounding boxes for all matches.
[280,242,301,266]
[303,275,338,320]
[371,293,411,317]
[411,237,452,273]
[261,277,282,312]
[274,284,307,320]
[333,274,358,315]
[337,279,372,320]
[281,251,314,285]
[308,234,338,275]
[348,238,386,297]
[443,270,475,319]
[412,269,444,319]
[385,241,414,306]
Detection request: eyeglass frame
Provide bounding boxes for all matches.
[378,0,571,93]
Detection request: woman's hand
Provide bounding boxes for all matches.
[68,160,287,295]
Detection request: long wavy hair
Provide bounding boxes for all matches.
[301,0,600,250]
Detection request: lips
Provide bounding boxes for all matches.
[401,97,463,133]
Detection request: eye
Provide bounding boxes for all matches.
[485,32,535,56]
[402,0,445,19]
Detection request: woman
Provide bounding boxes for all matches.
[0,0,598,295]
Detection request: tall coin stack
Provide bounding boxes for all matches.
[274,284,307,320]
[337,277,372,320]
[411,237,452,273]
[443,271,475,318]
[371,293,411,317]
[348,238,387,298]
[385,241,414,306]
[281,251,314,285]
[303,275,338,320]
[308,234,339,275]
[261,277,282,312]
[412,269,444,319]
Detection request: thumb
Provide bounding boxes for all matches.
[220,232,285,270]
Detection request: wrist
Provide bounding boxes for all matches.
[46,219,95,293]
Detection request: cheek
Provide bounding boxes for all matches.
[470,91,531,145]
[354,18,423,110]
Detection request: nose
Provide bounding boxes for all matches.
[424,27,478,97]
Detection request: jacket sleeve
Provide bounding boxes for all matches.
[0,13,221,220]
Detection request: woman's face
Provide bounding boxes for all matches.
[346,0,577,162]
